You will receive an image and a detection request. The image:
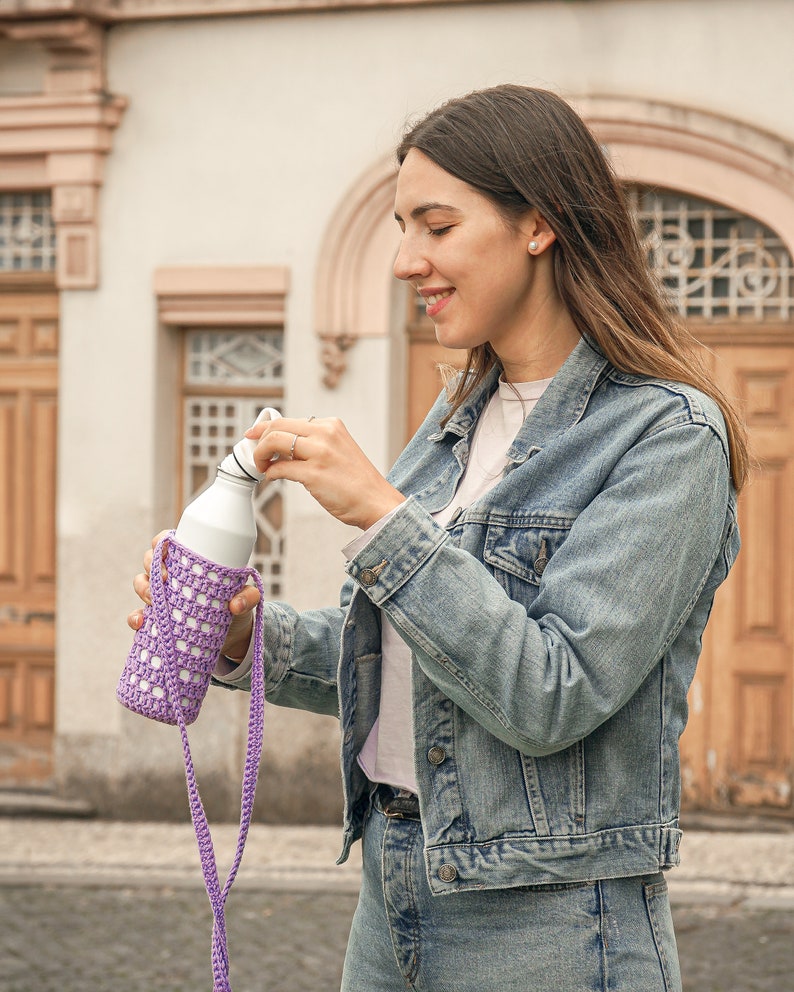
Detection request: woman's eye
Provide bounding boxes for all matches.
[429,225,453,237]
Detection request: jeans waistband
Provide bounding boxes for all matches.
[374,783,421,821]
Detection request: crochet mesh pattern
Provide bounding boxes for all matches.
[117,532,266,991]
[118,538,249,724]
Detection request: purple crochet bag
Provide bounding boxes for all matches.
[117,531,266,992]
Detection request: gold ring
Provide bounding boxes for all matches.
[289,433,299,459]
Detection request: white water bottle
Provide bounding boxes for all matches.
[174,408,280,568]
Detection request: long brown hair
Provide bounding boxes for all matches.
[397,85,749,491]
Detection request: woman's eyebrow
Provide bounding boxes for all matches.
[394,202,462,223]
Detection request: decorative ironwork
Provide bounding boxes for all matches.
[629,188,794,321]
[0,192,56,272]
[183,331,284,599]
[185,329,283,387]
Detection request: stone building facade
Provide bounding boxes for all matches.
[0,0,792,822]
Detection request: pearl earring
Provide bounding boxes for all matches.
[529,240,539,251]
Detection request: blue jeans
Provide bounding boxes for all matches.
[341,799,682,992]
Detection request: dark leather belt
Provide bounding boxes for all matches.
[376,783,421,820]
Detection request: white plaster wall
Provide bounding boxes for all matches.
[52,0,794,817]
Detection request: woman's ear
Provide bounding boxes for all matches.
[527,213,557,255]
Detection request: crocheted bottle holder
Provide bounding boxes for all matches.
[117,532,266,992]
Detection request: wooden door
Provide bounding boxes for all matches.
[0,291,58,784]
[681,337,794,816]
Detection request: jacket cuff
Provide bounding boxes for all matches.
[210,602,295,695]
[344,496,447,606]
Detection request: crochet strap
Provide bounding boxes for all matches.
[149,531,266,992]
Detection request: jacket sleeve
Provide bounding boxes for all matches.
[213,585,353,718]
[344,420,737,756]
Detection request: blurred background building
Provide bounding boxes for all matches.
[0,0,792,824]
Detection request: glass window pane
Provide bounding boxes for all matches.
[0,191,56,273]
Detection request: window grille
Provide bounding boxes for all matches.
[629,188,794,321]
[185,329,283,388]
[182,330,285,599]
[0,192,56,272]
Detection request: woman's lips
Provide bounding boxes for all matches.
[424,289,454,318]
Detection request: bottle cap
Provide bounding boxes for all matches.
[220,408,281,482]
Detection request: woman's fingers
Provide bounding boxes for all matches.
[128,543,263,647]
[133,570,151,603]
[223,584,262,660]
[128,530,172,627]
[230,584,261,615]
[251,416,404,530]
[246,416,318,469]
[127,607,145,631]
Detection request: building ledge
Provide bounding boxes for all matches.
[0,788,95,819]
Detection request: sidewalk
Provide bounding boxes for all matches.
[1,816,793,908]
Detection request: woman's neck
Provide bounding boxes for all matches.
[498,306,581,383]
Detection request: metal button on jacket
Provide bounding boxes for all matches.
[427,745,447,765]
[358,558,387,587]
[437,864,458,882]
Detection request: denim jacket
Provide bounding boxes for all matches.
[226,336,739,894]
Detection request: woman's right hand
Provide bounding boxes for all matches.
[126,531,261,664]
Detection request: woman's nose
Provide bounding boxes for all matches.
[393,236,431,282]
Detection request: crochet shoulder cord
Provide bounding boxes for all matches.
[117,531,266,991]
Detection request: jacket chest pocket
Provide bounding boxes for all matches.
[483,519,572,606]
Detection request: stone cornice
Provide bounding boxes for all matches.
[576,95,794,198]
[154,266,290,326]
[0,0,510,22]
[0,93,127,153]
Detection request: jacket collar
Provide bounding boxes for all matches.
[431,335,610,462]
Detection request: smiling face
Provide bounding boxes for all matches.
[393,148,546,366]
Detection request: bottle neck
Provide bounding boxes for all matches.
[216,466,257,491]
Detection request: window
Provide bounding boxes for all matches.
[182,329,285,598]
[0,192,56,272]
[629,187,794,321]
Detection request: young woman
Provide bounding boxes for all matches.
[130,85,747,991]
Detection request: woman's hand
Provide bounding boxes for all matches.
[127,529,171,622]
[126,531,261,663]
[249,416,405,530]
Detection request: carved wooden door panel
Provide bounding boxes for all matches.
[682,339,794,816]
[0,292,58,784]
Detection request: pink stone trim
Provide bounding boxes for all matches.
[577,95,794,255]
[0,16,126,289]
[154,266,290,326]
[314,156,400,386]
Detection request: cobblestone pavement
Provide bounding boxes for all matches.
[2,884,793,991]
[0,818,793,991]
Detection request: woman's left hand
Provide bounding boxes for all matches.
[248,416,405,530]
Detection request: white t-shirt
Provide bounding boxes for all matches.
[350,375,553,793]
